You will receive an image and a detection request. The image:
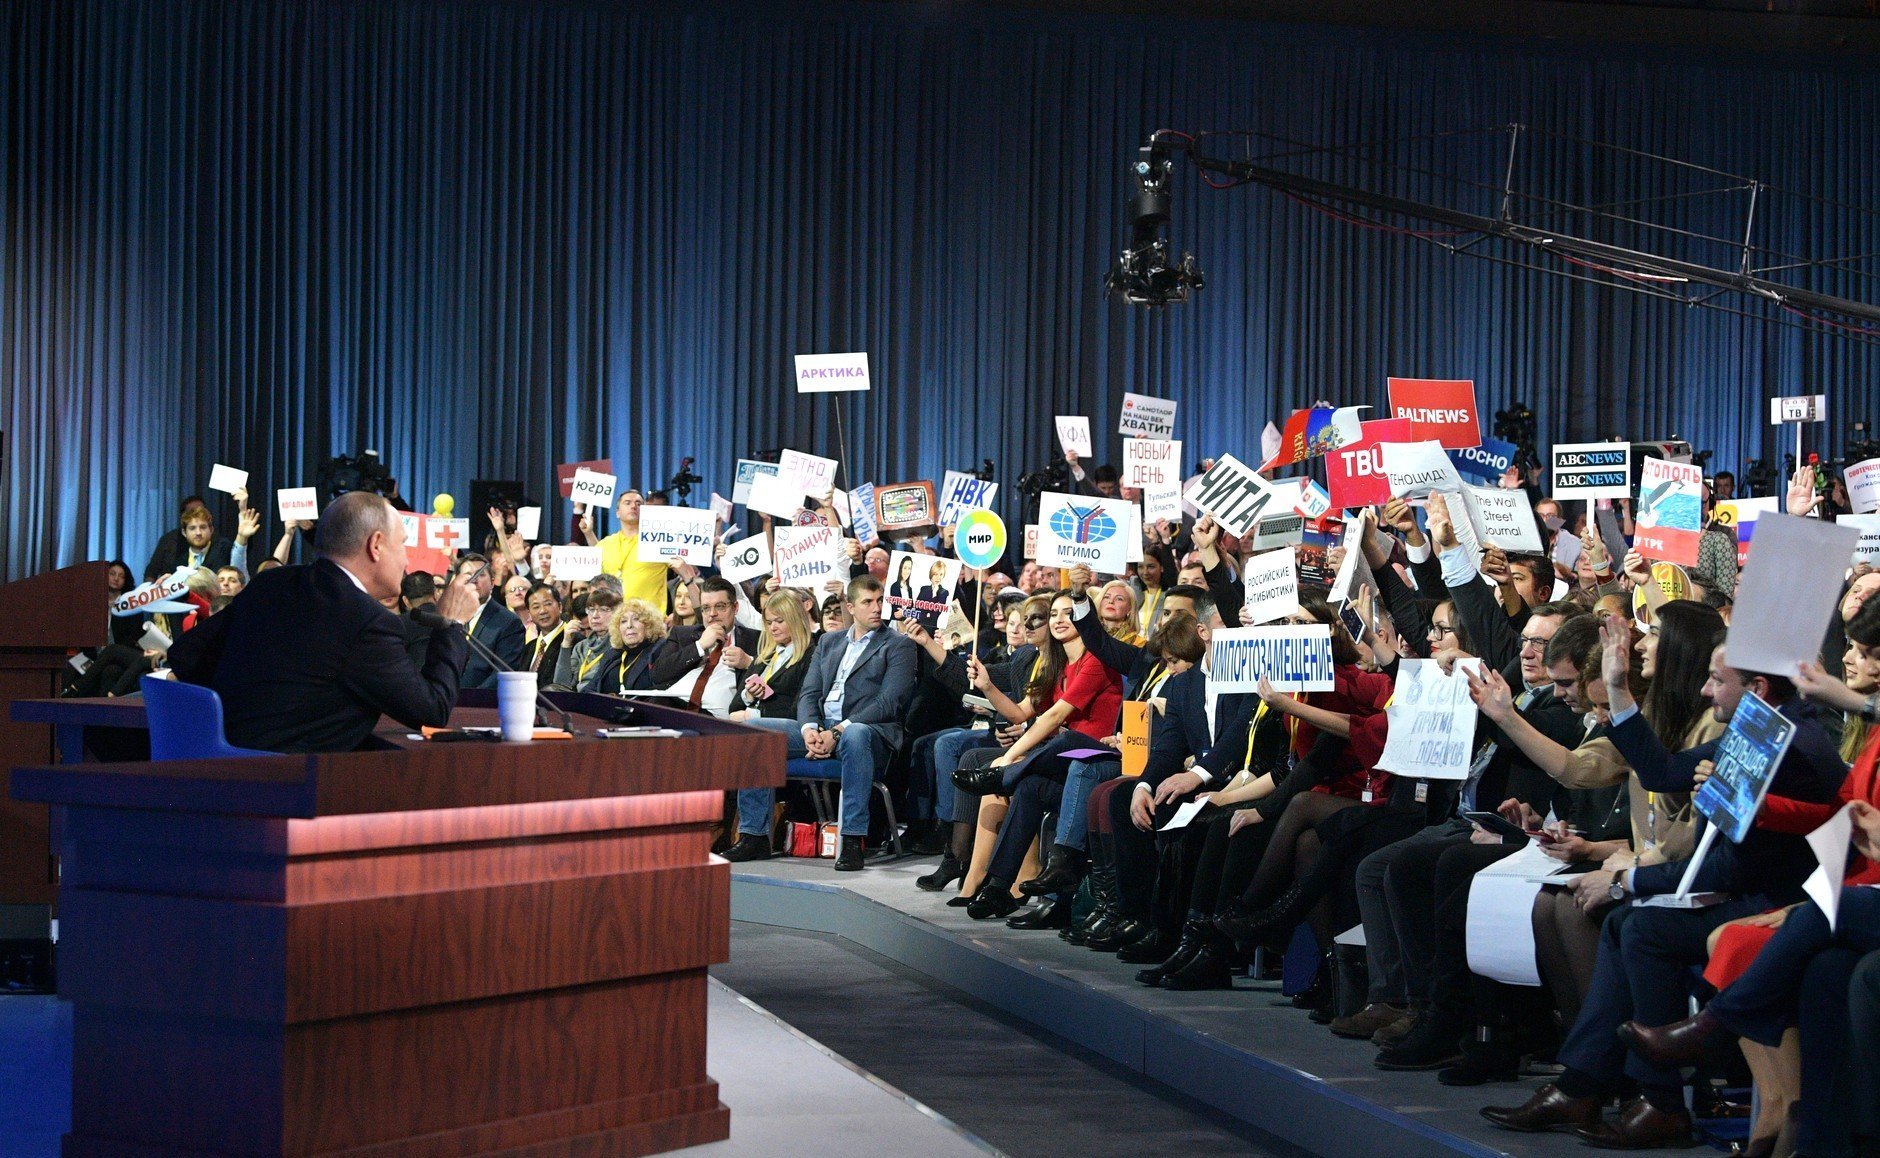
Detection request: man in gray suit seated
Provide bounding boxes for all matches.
[723,575,917,871]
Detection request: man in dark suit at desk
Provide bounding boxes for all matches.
[724,575,917,870]
[168,492,479,754]
[454,552,527,689]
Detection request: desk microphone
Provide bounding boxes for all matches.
[411,605,578,735]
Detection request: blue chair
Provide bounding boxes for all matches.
[784,756,903,857]
[139,675,276,760]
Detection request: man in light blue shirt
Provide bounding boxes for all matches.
[724,576,918,870]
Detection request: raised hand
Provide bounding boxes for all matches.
[1786,465,1820,517]
[1425,493,1458,551]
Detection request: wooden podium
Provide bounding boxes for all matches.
[10,694,783,1158]
[0,561,109,909]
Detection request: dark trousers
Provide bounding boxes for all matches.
[1355,819,1471,1003]
[1188,803,1273,917]
[1107,780,1205,918]
[1557,895,1767,1094]
[1848,950,1880,1144]
[988,773,1063,883]
[1428,840,1520,1016]
[1709,889,1880,1156]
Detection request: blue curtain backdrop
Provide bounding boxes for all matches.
[4,0,1879,577]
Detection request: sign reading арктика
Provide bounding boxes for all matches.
[793,352,871,393]
[1550,442,1632,500]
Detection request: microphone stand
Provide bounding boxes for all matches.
[417,606,578,735]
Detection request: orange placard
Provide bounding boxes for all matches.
[1121,701,1151,778]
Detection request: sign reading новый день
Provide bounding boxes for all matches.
[1551,443,1632,501]
[1122,438,1182,490]
[794,352,870,393]
[1206,625,1336,692]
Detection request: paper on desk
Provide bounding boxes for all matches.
[1158,799,1208,832]
[1804,803,1854,932]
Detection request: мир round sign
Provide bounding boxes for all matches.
[954,508,1008,569]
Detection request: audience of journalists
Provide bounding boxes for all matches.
[84,450,1880,1158]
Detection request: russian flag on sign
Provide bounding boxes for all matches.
[1260,405,1366,471]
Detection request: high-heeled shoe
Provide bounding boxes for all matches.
[915,853,965,892]
[965,878,1020,920]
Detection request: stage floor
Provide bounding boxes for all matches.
[0,977,995,1158]
[728,853,1740,1158]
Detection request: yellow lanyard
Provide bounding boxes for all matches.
[577,644,604,681]
[761,647,789,683]
[1138,663,1171,702]
[1242,700,1270,772]
[533,622,565,662]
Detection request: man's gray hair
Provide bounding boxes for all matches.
[317,492,396,559]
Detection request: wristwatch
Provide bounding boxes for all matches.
[1608,874,1630,903]
[1861,692,1879,724]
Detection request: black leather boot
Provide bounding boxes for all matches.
[1066,832,1119,945]
[1212,880,1310,948]
[1007,896,1071,929]
[1135,919,1210,987]
[1116,923,1178,964]
[1020,843,1088,897]
[915,852,965,892]
[1085,914,1152,952]
[1161,929,1236,991]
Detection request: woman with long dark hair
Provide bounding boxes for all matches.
[1472,598,1725,1026]
[1132,544,1176,637]
[888,555,917,619]
[955,591,1124,919]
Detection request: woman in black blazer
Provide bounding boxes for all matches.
[594,598,668,696]
[730,592,816,721]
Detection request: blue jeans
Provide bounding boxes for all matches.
[931,725,996,824]
[735,718,890,838]
[1053,757,1120,850]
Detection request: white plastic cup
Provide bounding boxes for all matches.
[496,671,536,741]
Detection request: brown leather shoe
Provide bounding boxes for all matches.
[1481,1083,1605,1133]
[1330,1002,1407,1040]
[1574,1097,1700,1149]
[1618,1010,1729,1068]
[1373,1005,1422,1046]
